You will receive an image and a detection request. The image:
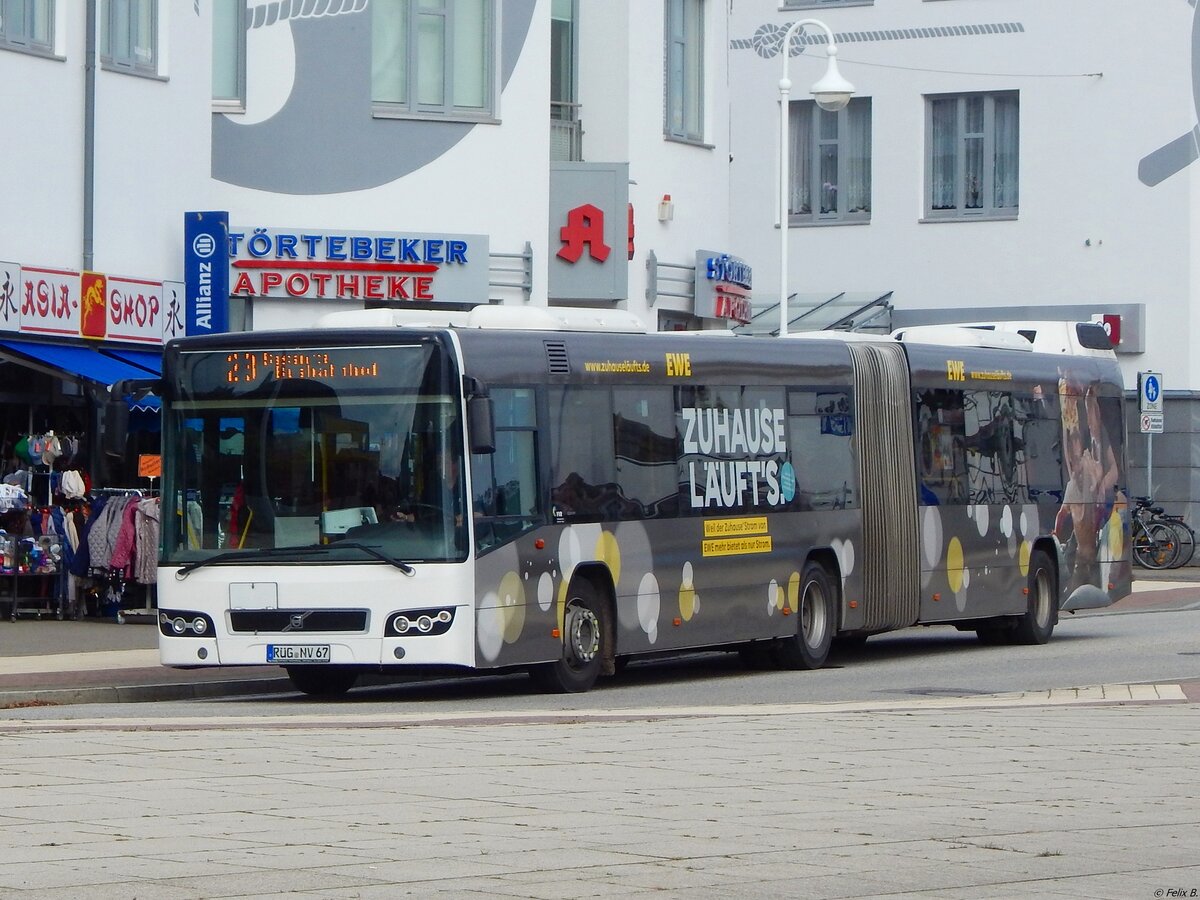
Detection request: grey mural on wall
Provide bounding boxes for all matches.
[213,0,536,195]
[730,20,1026,59]
[1138,0,1200,187]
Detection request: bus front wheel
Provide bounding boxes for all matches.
[531,582,606,693]
[773,561,836,670]
[286,665,359,697]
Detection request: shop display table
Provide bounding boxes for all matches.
[0,570,62,620]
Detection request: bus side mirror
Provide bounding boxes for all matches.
[468,394,495,455]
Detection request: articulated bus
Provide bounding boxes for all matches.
[156,309,1131,695]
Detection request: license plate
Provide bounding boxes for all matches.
[267,644,330,663]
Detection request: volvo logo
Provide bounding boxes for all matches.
[288,613,307,631]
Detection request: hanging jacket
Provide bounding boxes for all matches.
[109,498,141,574]
[134,498,160,585]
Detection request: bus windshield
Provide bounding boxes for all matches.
[161,341,467,566]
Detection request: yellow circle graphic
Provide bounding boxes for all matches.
[595,530,621,587]
[946,537,964,593]
[497,571,526,644]
[678,582,696,621]
[786,571,800,612]
[1018,540,1031,576]
[556,579,569,632]
[1107,510,1123,559]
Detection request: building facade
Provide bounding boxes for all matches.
[1,0,1198,517]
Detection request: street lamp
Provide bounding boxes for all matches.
[778,18,855,337]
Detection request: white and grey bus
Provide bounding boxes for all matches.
[156,310,1132,695]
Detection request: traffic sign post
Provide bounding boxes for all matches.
[1138,371,1164,498]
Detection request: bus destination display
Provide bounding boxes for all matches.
[225,351,380,384]
[183,346,430,395]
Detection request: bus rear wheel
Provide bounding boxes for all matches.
[531,582,607,693]
[286,665,359,697]
[1011,549,1056,645]
[773,561,836,670]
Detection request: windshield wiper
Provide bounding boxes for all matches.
[329,542,416,576]
[174,542,415,579]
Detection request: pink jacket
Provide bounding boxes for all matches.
[109,499,141,574]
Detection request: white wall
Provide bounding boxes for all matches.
[728,0,1198,388]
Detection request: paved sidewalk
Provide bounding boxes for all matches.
[0,575,1198,709]
[0,699,1197,898]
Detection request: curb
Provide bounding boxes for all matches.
[0,675,295,709]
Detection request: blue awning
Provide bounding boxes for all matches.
[101,347,162,376]
[0,339,158,387]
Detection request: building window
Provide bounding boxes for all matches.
[665,0,703,143]
[101,0,158,76]
[212,0,245,108]
[550,0,580,160]
[788,97,871,224]
[0,0,54,55]
[926,91,1019,219]
[371,0,495,119]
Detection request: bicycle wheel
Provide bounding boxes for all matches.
[1143,521,1180,569]
[1167,519,1196,567]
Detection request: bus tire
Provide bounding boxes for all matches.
[773,561,836,670]
[530,581,606,693]
[1011,549,1056,645]
[286,665,359,697]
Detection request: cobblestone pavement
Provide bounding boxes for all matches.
[0,694,1197,898]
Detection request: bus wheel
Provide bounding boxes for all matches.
[1011,549,1056,645]
[531,582,605,693]
[286,665,359,697]
[773,561,836,670]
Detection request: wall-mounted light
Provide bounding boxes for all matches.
[658,194,674,222]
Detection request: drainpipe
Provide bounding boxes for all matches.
[83,0,96,271]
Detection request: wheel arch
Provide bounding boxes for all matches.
[566,562,618,676]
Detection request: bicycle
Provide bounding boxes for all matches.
[1154,506,1196,568]
[1132,497,1180,569]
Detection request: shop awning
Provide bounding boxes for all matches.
[101,347,162,376]
[0,339,159,387]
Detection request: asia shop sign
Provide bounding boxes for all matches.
[694,251,752,324]
[228,225,489,303]
[0,258,183,345]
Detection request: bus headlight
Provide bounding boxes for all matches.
[159,610,216,638]
[385,607,456,637]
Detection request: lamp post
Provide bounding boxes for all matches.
[778,19,855,337]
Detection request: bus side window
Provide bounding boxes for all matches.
[613,387,676,519]
[472,388,540,552]
[787,388,857,510]
[915,389,967,505]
